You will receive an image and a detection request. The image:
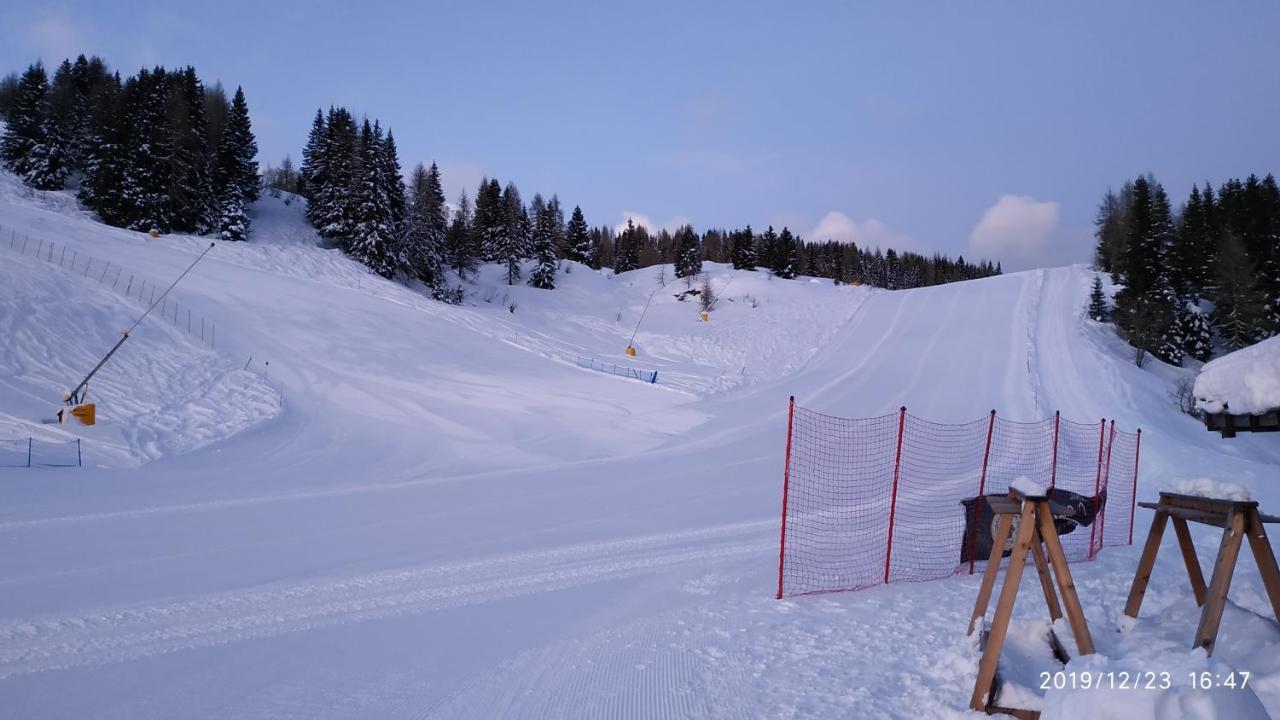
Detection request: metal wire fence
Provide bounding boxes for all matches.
[0,438,83,467]
[1,224,218,348]
[777,400,1141,598]
[574,356,659,384]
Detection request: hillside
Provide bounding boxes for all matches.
[1,173,1278,718]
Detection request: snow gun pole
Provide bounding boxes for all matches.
[627,289,657,351]
[65,242,215,405]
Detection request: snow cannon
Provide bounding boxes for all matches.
[58,401,96,426]
[626,345,637,357]
[148,228,160,238]
[699,311,709,322]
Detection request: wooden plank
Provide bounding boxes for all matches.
[1037,502,1095,655]
[987,496,1022,515]
[1244,509,1280,624]
[1158,506,1229,528]
[969,511,1015,636]
[971,501,1039,712]
[984,705,1040,720]
[1030,529,1062,622]
[1124,511,1169,618]
[1171,517,1207,606]
[1158,492,1259,511]
[1194,509,1248,655]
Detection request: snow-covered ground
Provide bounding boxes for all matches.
[1,172,1279,718]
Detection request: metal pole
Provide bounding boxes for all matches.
[777,396,796,599]
[28,437,32,468]
[884,407,907,584]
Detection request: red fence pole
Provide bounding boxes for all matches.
[776,396,796,599]
[1048,410,1060,490]
[969,409,997,575]
[1100,420,1115,547]
[884,407,907,585]
[1089,419,1105,559]
[1128,428,1142,545]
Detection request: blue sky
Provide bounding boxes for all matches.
[3,2,1278,269]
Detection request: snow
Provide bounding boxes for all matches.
[1011,475,1048,497]
[2,169,1280,717]
[1194,335,1280,415]
[1167,478,1252,502]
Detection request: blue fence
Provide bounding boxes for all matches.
[0,438,83,468]
[575,357,659,384]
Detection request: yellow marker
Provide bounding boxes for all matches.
[626,346,637,357]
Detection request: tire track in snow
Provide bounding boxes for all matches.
[0,520,774,678]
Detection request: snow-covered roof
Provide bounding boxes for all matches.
[1194,334,1280,415]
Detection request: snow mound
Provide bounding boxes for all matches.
[1166,478,1252,502]
[1194,335,1280,415]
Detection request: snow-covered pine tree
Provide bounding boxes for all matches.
[775,227,798,279]
[547,195,565,258]
[298,108,326,201]
[1178,301,1212,362]
[447,189,477,278]
[1114,177,1180,365]
[404,161,447,285]
[730,226,757,270]
[346,119,398,277]
[564,205,593,265]
[499,181,527,284]
[311,107,358,240]
[614,219,642,273]
[529,202,558,289]
[213,86,259,205]
[1,62,70,190]
[218,193,249,241]
[166,67,217,234]
[759,226,779,272]
[1087,274,1109,321]
[78,72,127,223]
[1212,230,1260,350]
[674,225,702,278]
[122,67,176,233]
[472,178,504,262]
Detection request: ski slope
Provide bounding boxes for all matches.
[1,173,1278,718]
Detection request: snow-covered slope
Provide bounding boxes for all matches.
[1,173,1278,719]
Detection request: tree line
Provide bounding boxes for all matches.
[1092,173,1280,366]
[0,56,259,241]
[276,116,999,299]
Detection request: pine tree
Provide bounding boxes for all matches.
[347,119,398,276]
[1114,177,1180,365]
[674,224,702,278]
[472,178,504,261]
[447,190,477,278]
[218,194,249,241]
[404,161,448,285]
[1087,274,1109,321]
[730,225,757,270]
[78,72,126,223]
[310,107,358,240]
[1213,230,1261,349]
[166,67,216,233]
[122,67,176,232]
[1178,302,1212,362]
[775,227,798,279]
[499,181,527,284]
[298,108,326,200]
[1,63,69,190]
[213,86,259,207]
[529,202,558,289]
[759,226,779,272]
[565,205,593,265]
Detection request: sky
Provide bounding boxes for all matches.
[2,2,1278,270]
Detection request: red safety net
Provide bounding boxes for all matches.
[777,399,1141,598]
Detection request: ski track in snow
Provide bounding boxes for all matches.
[0,520,774,679]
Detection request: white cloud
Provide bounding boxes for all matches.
[615,211,690,235]
[807,211,914,251]
[968,195,1073,270]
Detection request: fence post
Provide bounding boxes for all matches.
[77,438,82,467]
[211,322,215,348]
[969,409,997,575]
[777,396,796,599]
[1089,419,1106,559]
[1048,410,1060,490]
[1100,420,1116,547]
[1129,429,1142,545]
[884,406,907,585]
[28,437,32,468]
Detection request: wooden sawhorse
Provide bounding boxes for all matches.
[1124,492,1280,655]
[968,489,1095,718]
